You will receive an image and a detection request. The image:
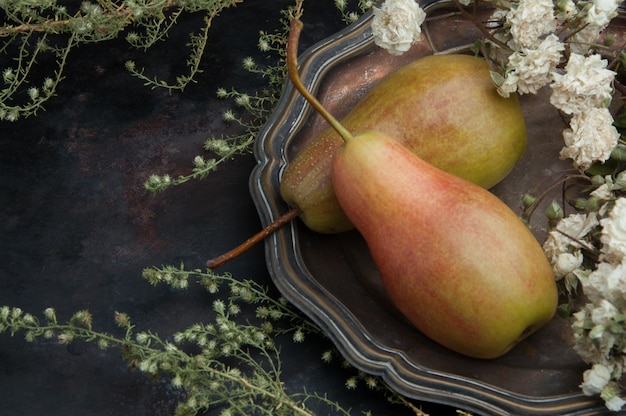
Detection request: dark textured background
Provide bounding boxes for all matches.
[0,2,457,415]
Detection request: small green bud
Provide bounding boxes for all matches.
[11,307,23,319]
[346,12,359,23]
[6,109,19,122]
[126,32,140,44]
[213,299,225,314]
[114,311,129,327]
[589,324,605,339]
[23,313,37,324]
[573,198,588,210]
[335,0,347,11]
[546,200,564,221]
[557,303,572,318]
[27,87,39,101]
[258,37,270,52]
[216,88,228,98]
[242,57,256,71]
[42,77,54,92]
[235,94,250,107]
[222,110,236,122]
[0,306,10,320]
[615,170,626,189]
[193,155,206,168]
[44,307,56,322]
[610,144,626,161]
[522,193,537,208]
[585,196,601,212]
[3,68,14,83]
[490,70,505,88]
[556,0,570,10]
[600,382,622,402]
[292,329,305,343]
[591,175,606,186]
[135,332,149,344]
[604,33,617,47]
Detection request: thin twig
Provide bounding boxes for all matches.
[206,207,302,269]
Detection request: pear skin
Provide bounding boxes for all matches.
[280,54,527,234]
[331,132,557,359]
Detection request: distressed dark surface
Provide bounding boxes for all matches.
[0,2,455,415]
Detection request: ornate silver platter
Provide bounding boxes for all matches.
[249,1,625,414]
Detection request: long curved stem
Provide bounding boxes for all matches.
[287,19,354,143]
[206,18,347,270]
[206,207,302,269]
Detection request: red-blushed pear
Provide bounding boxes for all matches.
[279,53,527,234]
[287,18,557,359]
[331,133,557,358]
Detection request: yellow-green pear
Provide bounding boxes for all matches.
[280,53,527,234]
[331,132,557,359]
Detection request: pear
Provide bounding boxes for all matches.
[331,133,557,359]
[287,19,557,359]
[280,53,527,234]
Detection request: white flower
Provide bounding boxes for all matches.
[550,53,615,115]
[559,107,619,170]
[572,306,610,364]
[581,364,612,395]
[498,34,564,97]
[590,299,619,326]
[584,261,626,306]
[590,182,613,200]
[497,74,519,98]
[371,0,426,56]
[568,23,604,55]
[507,0,556,48]
[554,251,584,277]
[543,212,599,262]
[586,0,622,27]
[600,198,626,263]
[557,0,579,20]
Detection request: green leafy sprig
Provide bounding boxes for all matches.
[143,0,377,193]
[0,0,243,121]
[0,264,439,416]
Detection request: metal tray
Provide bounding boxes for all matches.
[249,2,623,414]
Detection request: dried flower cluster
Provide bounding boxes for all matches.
[371,0,622,170]
[371,0,426,55]
[542,192,626,411]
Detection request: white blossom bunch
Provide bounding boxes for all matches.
[371,0,623,170]
[544,196,626,411]
[372,0,626,411]
[371,0,426,55]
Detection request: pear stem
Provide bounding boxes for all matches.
[206,19,345,270]
[287,19,354,143]
[206,206,302,270]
